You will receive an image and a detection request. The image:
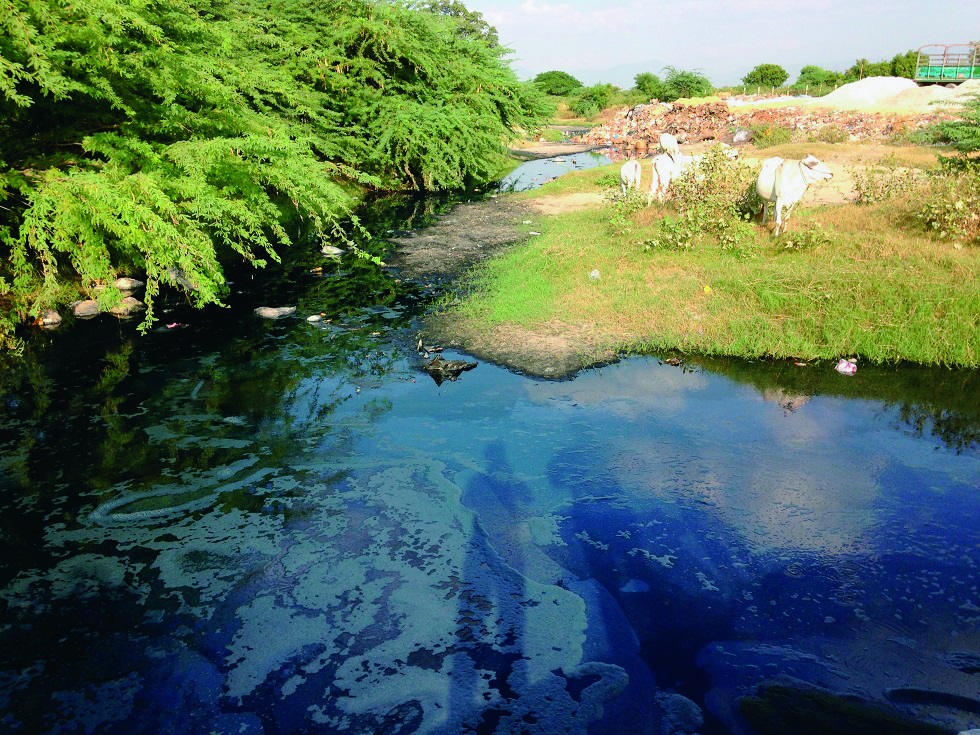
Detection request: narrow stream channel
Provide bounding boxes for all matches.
[0,158,977,735]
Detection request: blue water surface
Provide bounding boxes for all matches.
[0,166,978,735]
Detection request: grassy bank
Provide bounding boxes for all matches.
[443,152,979,368]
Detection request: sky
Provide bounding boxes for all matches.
[462,0,980,87]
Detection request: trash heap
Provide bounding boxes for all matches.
[577,99,956,147]
[578,101,737,146]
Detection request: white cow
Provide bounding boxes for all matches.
[659,132,680,159]
[755,155,833,235]
[647,153,680,202]
[620,159,642,193]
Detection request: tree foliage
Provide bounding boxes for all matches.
[0,0,547,347]
[634,72,664,100]
[532,70,583,96]
[661,67,713,101]
[742,64,789,88]
[570,84,616,117]
[794,65,843,88]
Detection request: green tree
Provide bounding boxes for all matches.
[742,63,789,88]
[634,72,665,100]
[532,70,583,96]
[412,0,499,46]
[0,0,547,348]
[794,65,842,88]
[843,58,891,80]
[890,49,918,78]
[661,66,713,100]
[570,83,616,117]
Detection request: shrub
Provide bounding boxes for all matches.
[570,84,616,118]
[661,66,713,101]
[918,167,980,246]
[749,123,793,148]
[850,156,922,204]
[814,125,849,144]
[643,146,757,253]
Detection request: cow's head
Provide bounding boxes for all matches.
[801,155,833,182]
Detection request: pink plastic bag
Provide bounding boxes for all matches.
[834,359,858,376]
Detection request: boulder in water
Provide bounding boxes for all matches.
[72,300,101,318]
[423,356,477,385]
[108,296,146,317]
[254,306,296,319]
[114,277,145,292]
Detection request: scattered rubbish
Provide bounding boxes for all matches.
[522,220,533,225]
[589,269,601,281]
[576,91,956,150]
[166,322,185,329]
[834,358,858,376]
[662,357,684,367]
[793,361,808,367]
[529,231,542,236]
[703,285,713,294]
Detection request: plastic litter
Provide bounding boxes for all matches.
[834,358,858,376]
[589,269,601,281]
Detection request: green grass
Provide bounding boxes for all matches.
[450,164,979,367]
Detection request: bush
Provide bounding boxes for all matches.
[570,84,616,118]
[850,156,922,204]
[749,123,793,148]
[661,66,713,101]
[814,125,849,144]
[918,167,980,246]
[643,146,757,254]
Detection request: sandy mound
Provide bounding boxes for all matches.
[818,76,918,109]
[879,79,980,110]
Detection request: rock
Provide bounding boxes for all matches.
[72,299,101,318]
[108,296,146,317]
[733,128,751,144]
[321,245,345,257]
[589,269,601,281]
[114,277,145,291]
[423,356,477,386]
[306,315,322,322]
[39,310,63,328]
[254,306,296,319]
[167,267,197,291]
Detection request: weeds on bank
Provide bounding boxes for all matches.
[850,154,923,204]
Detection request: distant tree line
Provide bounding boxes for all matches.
[532,48,927,116]
[740,50,921,92]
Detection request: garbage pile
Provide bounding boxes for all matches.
[578,101,737,147]
[577,98,956,148]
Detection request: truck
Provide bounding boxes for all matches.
[914,43,980,84]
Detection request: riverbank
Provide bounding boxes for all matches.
[420,143,979,377]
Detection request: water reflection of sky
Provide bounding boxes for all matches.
[497,152,612,192]
[0,296,978,732]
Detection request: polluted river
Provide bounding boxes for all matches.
[0,154,978,735]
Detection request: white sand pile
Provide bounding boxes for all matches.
[817,77,918,109]
[879,79,980,111]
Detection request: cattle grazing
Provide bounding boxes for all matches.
[659,132,680,159]
[620,160,642,193]
[755,155,833,235]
